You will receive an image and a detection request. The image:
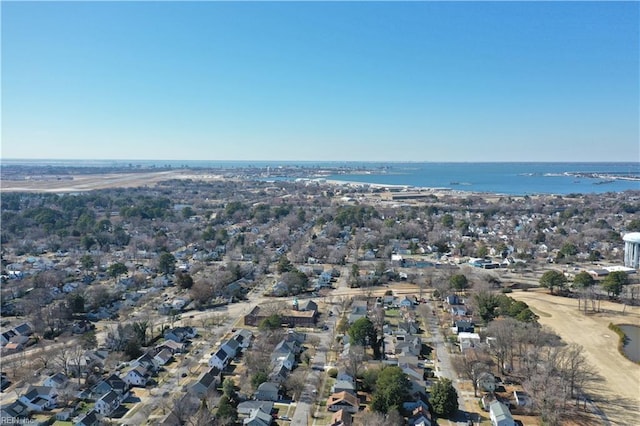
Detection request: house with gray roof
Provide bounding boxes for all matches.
[255,382,280,401]
[189,367,220,398]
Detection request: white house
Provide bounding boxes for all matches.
[208,347,231,370]
[95,390,120,416]
[123,366,150,387]
[18,386,57,411]
[489,401,515,426]
[43,372,69,389]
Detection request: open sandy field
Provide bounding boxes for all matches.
[510,289,640,425]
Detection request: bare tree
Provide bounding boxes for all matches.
[451,349,490,397]
[284,368,307,400]
[342,344,366,379]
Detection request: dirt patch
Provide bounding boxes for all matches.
[511,289,640,425]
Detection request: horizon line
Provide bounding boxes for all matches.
[2,158,639,165]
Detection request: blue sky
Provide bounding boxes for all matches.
[2,1,638,162]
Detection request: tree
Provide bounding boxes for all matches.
[68,293,85,314]
[559,242,579,257]
[573,271,595,289]
[602,271,628,297]
[259,314,282,330]
[80,254,95,271]
[81,235,96,251]
[107,262,128,280]
[132,320,150,346]
[177,272,194,289]
[80,331,98,349]
[539,270,567,295]
[251,372,268,389]
[216,395,237,422]
[222,378,236,400]
[284,369,307,401]
[451,351,489,397]
[158,252,177,275]
[430,377,459,417]
[348,317,377,349]
[450,274,469,293]
[277,255,294,273]
[441,213,454,228]
[350,264,360,287]
[370,366,410,413]
[472,290,500,323]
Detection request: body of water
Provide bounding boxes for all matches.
[619,324,640,363]
[2,160,638,196]
[325,162,640,195]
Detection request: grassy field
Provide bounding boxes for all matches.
[510,289,640,426]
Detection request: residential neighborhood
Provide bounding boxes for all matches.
[1,166,639,425]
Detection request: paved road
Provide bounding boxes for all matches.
[424,300,475,426]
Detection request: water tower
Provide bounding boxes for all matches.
[623,232,640,269]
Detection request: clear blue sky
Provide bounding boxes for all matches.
[2,1,638,162]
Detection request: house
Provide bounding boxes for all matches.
[1,329,17,346]
[75,410,100,426]
[13,322,34,337]
[124,366,150,387]
[255,382,280,401]
[336,371,355,385]
[95,390,120,416]
[208,347,231,370]
[399,296,414,310]
[450,306,468,316]
[514,390,532,407]
[56,408,73,421]
[326,391,359,413]
[133,352,158,373]
[269,364,290,384]
[4,342,24,353]
[408,406,433,426]
[331,380,356,395]
[398,321,419,335]
[221,338,241,359]
[330,408,352,426]
[402,399,430,413]
[233,329,254,349]
[444,295,460,305]
[477,372,496,392]
[91,374,130,400]
[237,401,273,417]
[454,320,474,334]
[458,332,481,350]
[396,336,422,357]
[243,407,273,426]
[272,351,296,371]
[72,320,94,334]
[154,348,174,367]
[156,339,186,354]
[489,401,515,426]
[163,326,197,343]
[348,301,368,324]
[299,300,318,312]
[43,372,69,389]
[0,400,29,420]
[18,386,57,411]
[189,367,220,398]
